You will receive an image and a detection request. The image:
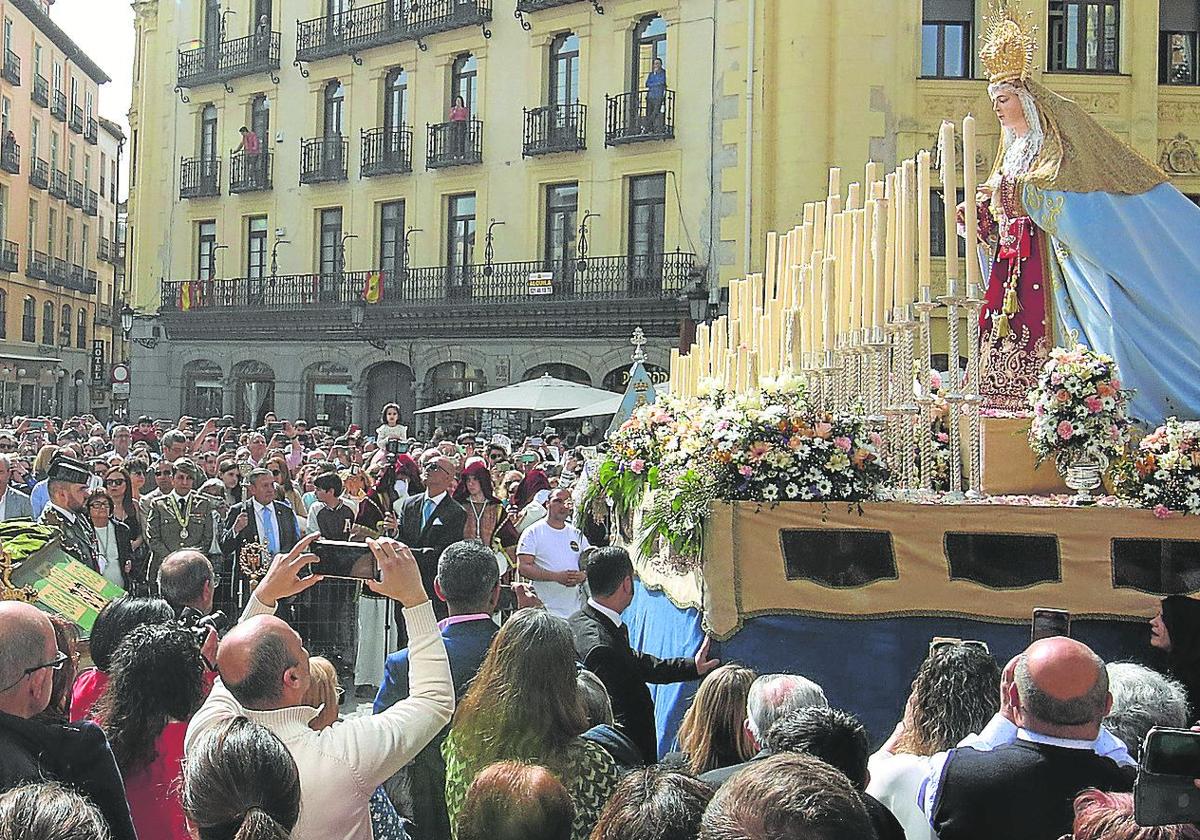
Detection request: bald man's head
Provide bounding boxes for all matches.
[1014,637,1110,734]
[0,602,57,717]
[217,615,310,711]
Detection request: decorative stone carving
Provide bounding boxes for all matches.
[1159,133,1200,175]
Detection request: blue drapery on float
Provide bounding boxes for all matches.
[1024,181,1200,427]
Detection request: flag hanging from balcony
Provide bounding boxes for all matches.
[180,281,194,312]
[362,271,383,304]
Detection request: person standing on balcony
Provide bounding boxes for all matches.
[449,96,469,159]
[234,126,262,187]
[644,57,667,133]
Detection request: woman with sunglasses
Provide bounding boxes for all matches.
[124,458,148,502]
[266,453,307,519]
[104,466,146,590]
[87,489,135,592]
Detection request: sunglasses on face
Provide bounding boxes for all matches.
[156,470,173,477]
[929,637,991,656]
[104,478,126,487]
[88,501,110,509]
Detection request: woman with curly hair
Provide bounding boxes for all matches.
[182,717,301,840]
[866,640,1000,840]
[91,622,210,840]
[443,608,619,840]
[667,664,757,776]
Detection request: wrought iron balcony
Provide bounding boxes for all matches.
[426,120,483,169]
[296,3,390,63]
[69,263,84,288]
[361,127,412,177]
[68,179,84,208]
[0,241,18,273]
[405,0,492,41]
[299,137,348,184]
[177,31,281,88]
[50,90,66,121]
[85,118,98,145]
[523,103,586,157]
[115,240,125,263]
[605,89,675,146]
[85,189,98,216]
[516,0,592,8]
[83,268,98,293]
[32,74,48,107]
[230,149,272,193]
[0,141,19,175]
[160,251,697,314]
[29,157,48,190]
[26,250,48,281]
[50,257,67,285]
[98,237,112,262]
[69,105,84,134]
[180,156,222,199]
[49,168,67,199]
[3,50,19,86]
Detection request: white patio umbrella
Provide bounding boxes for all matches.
[546,393,623,421]
[414,373,616,415]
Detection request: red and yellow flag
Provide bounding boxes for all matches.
[362,271,382,304]
[180,281,193,312]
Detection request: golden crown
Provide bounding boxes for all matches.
[980,1,1038,85]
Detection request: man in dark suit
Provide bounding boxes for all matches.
[219,467,300,605]
[396,455,465,621]
[569,546,719,764]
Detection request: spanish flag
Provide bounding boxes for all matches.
[180,281,193,312]
[362,271,382,304]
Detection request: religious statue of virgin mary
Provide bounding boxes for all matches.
[973,1,1200,427]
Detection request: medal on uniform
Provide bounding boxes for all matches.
[171,494,194,541]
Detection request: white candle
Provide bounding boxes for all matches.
[962,114,981,289]
[918,150,931,292]
[902,158,916,305]
[822,256,835,353]
[940,120,960,282]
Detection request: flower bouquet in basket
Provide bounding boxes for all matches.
[1027,343,1132,498]
[1113,418,1200,516]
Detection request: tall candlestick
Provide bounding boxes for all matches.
[884,174,897,317]
[822,255,835,352]
[833,213,848,339]
[813,200,827,255]
[847,182,862,211]
[962,114,980,289]
[902,159,916,305]
[918,150,931,293]
[828,167,841,202]
[939,120,960,282]
[865,160,878,192]
[873,199,887,330]
[850,209,864,334]
[862,201,876,333]
[765,231,778,305]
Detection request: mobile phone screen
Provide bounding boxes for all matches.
[1144,730,1200,776]
[311,540,378,581]
[1031,608,1070,642]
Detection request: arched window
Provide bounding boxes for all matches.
[76,307,86,348]
[60,304,70,346]
[200,104,218,161]
[182,358,224,418]
[631,14,667,90]
[549,33,580,108]
[383,67,408,133]
[323,80,344,137]
[450,54,477,115]
[524,363,591,385]
[251,94,270,145]
[21,296,34,342]
[41,301,54,345]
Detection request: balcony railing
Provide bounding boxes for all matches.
[50,90,66,121]
[3,50,19,86]
[296,0,492,64]
[69,263,84,288]
[26,250,48,281]
[426,120,483,169]
[0,141,19,174]
[29,157,48,190]
[179,156,222,199]
[68,179,84,208]
[605,89,675,146]
[50,257,67,285]
[516,0,585,9]
[361,126,412,177]
[0,241,18,273]
[85,118,98,145]
[522,103,586,157]
[299,136,348,184]
[160,251,696,312]
[177,31,282,88]
[49,168,67,199]
[32,74,48,107]
[98,237,112,262]
[230,149,272,193]
[85,269,98,292]
[69,105,84,134]
[85,189,98,216]
[115,241,125,263]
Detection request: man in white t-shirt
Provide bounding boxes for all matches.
[517,488,591,618]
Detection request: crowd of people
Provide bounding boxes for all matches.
[0,408,1199,840]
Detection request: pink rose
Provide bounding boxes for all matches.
[1084,395,1103,414]
[869,431,884,448]
[814,422,833,439]
[1057,420,1074,440]
[834,436,852,452]
[630,458,646,475]
[1154,504,1173,520]
[936,432,949,444]
[738,464,754,477]
[1110,378,1121,390]
[1050,372,1063,386]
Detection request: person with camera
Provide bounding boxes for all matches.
[185,532,454,840]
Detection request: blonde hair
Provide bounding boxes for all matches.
[302,656,340,732]
[33,445,59,477]
[676,664,757,775]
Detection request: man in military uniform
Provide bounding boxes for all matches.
[37,455,99,573]
[146,458,215,585]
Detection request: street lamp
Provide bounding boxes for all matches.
[481,218,504,278]
[576,211,599,273]
[120,303,135,338]
[686,279,711,323]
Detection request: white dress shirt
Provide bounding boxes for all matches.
[587,597,623,628]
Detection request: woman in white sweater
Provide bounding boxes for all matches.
[184,534,453,840]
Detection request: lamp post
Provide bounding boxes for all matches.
[482,218,504,278]
[401,227,421,277]
[269,238,291,278]
[576,211,599,273]
[679,278,710,353]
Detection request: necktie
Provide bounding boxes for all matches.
[261,504,279,554]
[422,497,436,529]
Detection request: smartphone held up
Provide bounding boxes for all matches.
[310,540,379,582]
